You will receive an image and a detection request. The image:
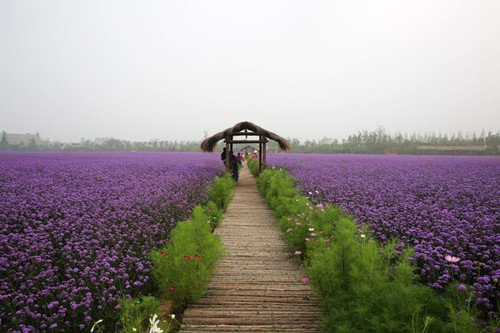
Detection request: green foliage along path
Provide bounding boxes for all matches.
[180,166,322,332]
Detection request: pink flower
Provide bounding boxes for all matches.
[287,228,293,233]
[305,238,310,242]
[294,250,302,255]
[194,254,200,259]
[445,255,460,263]
[169,286,175,293]
[301,278,309,284]
[310,233,317,237]
[295,222,301,226]
[184,255,191,261]
[161,252,168,256]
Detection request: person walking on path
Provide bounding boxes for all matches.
[236,152,245,166]
[220,147,227,166]
[229,151,239,182]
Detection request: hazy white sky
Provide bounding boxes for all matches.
[1,0,499,142]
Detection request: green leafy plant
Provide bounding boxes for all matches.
[120,172,234,330]
[207,173,235,212]
[119,296,162,332]
[254,167,463,332]
[246,158,260,176]
[151,207,225,305]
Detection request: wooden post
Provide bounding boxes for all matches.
[259,136,263,173]
[230,133,233,154]
[262,139,267,171]
[225,138,230,172]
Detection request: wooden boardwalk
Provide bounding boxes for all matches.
[180,166,322,332]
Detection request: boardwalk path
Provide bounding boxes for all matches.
[180,166,322,332]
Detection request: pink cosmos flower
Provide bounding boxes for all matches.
[194,254,200,259]
[310,233,317,237]
[294,250,302,255]
[305,238,310,242]
[301,278,309,284]
[287,228,293,233]
[445,255,460,263]
[184,255,191,261]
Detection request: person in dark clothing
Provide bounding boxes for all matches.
[221,148,238,182]
[229,151,239,182]
[221,147,227,166]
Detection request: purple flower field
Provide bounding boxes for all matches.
[268,154,499,314]
[0,152,223,332]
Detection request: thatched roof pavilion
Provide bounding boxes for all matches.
[201,121,291,173]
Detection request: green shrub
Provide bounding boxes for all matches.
[247,158,260,176]
[119,296,163,333]
[150,173,233,306]
[254,167,457,332]
[151,206,225,305]
[121,172,234,330]
[202,200,223,230]
[207,173,234,212]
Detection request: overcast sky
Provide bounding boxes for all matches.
[1,1,499,143]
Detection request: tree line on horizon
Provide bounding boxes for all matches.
[283,128,499,155]
[2,128,499,155]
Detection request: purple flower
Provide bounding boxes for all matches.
[268,153,499,317]
[0,152,224,330]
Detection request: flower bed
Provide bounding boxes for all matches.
[267,154,499,315]
[0,152,224,332]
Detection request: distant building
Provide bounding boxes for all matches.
[1,132,42,149]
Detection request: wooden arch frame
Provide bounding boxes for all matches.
[239,145,259,154]
[200,121,292,173]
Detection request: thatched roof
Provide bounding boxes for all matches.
[201,121,292,152]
